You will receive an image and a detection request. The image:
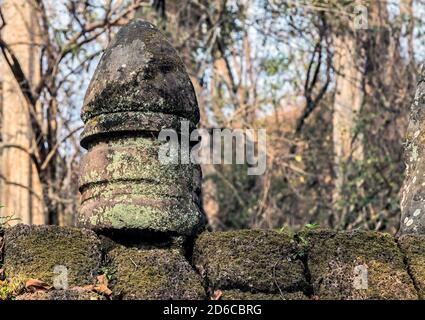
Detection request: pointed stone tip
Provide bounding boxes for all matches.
[80,19,199,142]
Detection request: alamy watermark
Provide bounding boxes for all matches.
[353,264,368,290]
[53,265,69,290]
[158,121,267,176]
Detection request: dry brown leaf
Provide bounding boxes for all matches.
[210,289,222,300]
[94,284,113,296]
[79,285,96,291]
[25,279,51,293]
[94,274,112,297]
[96,274,108,286]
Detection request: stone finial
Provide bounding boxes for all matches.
[78,20,205,236]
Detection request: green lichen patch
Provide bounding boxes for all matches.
[107,246,205,300]
[78,134,205,236]
[398,234,425,298]
[3,224,102,287]
[79,195,205,236]
[80,137,198,189]
[220,289,308,300]
[307,229,417,300]
[193,230,308,294]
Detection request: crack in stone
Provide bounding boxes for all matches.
[395,237,421,299]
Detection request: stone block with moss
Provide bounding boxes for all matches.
[3,224,102,287]
[398,234,425,299]
[220,289,308,300]
[307,229,417,299]
[193,230,308,294]
[107,246,205,299]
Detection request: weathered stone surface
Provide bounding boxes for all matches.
[307,230,417,300]
[400,64,425,235]
[1,225,425,300]
[80,19,199,145]
[16,289,105,300]
[398,234,425,298]
[80,112,195,149]
[79,197,203,235]
[220,289,308,300]
[3,224,102,286]
[79,138,201,192]
[79,136,204,235]
[193,230,308,294]
[107,246,205,300]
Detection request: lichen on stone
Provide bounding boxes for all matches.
[79,194,205,236]
[193,230,308,294]
[400,64,425,235]
[307,229,417,299]
[3,224,102,287]
[398,234,425,299]
[107,246,205,300]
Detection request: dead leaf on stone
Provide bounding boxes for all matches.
[94,284,112,296]
[94,274,112,297]
[81,285,95,291]
[96,274,108,285]
[210,289,222,300]
[25,279,51,293]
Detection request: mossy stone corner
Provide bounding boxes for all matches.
[3,224,102,287]
[78,19,206,236]
[307,229,418,299]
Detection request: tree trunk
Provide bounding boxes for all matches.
[0,0,44,225]
[331,32,364,227]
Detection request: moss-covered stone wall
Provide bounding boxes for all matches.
[1,224,425,300]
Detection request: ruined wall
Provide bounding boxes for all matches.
[1,224,425,300]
